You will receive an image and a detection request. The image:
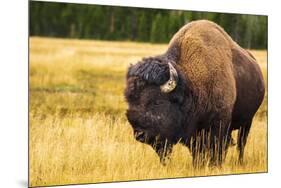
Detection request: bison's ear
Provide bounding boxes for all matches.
[127,59,170,85]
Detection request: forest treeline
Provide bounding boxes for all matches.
[30,1,267,49]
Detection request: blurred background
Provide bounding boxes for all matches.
[30,1,267,49]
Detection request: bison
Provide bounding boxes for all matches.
[125,20,265,167]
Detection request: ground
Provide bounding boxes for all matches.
[29,37,267,187]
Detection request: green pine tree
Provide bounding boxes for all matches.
[150,13,168,43]
[138,12,149,41]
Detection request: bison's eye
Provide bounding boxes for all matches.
[153,100,165,106]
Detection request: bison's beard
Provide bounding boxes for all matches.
[133,128,177,165]
[152,139,174,165]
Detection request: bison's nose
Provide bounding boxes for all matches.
[134,131,146,143]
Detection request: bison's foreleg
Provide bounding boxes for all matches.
[208,118,232,167]
[189,130,211,168]
[189,117,232,168]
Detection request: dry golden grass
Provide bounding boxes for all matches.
[29,37,267,187]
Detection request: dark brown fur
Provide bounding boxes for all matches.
[125,20,265,167]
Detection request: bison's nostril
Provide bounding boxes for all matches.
[135,131,144,137]
[134,131,146,142]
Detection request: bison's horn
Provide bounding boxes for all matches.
[160,62,178,93]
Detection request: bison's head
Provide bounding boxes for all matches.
[125,57,190,163]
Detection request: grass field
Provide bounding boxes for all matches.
[29,37,267,187]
